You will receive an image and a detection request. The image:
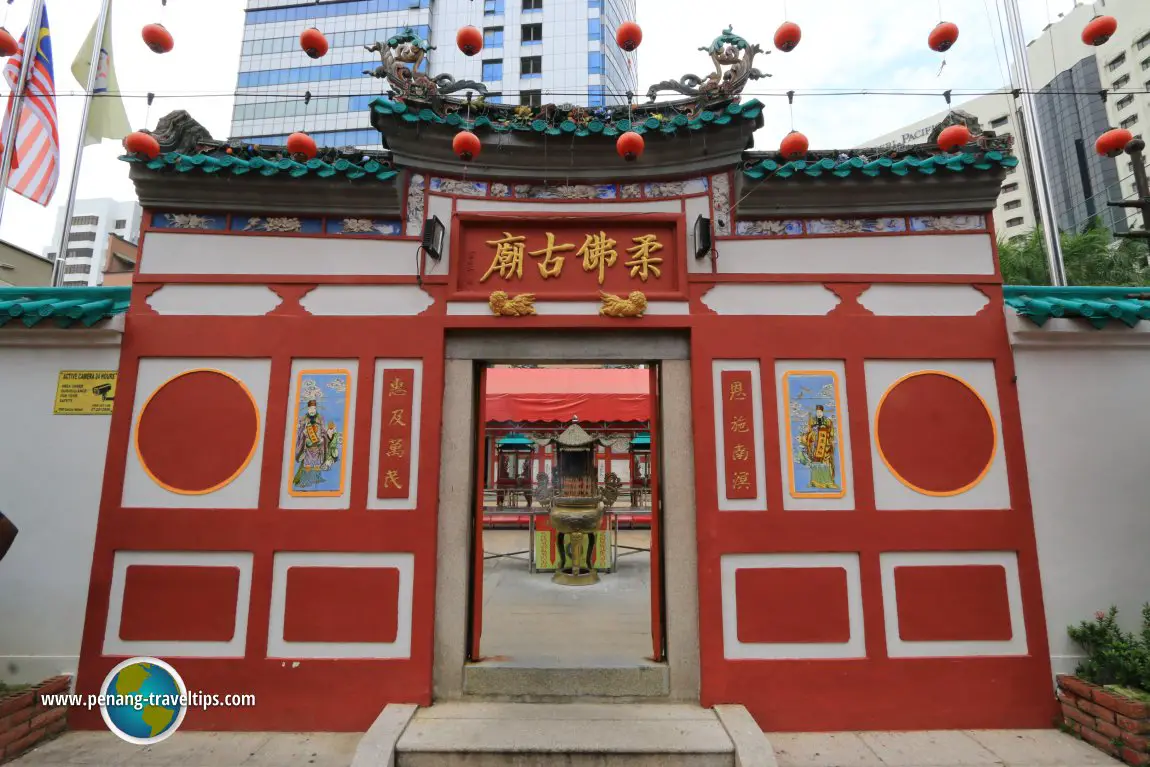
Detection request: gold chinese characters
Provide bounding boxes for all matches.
[481,231,665,284]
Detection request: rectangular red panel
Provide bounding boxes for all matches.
[721,371,758,500]
[735,567,850,643]
[283,567,400,643]
[120,565,240,642]
[455,217,683,297]
[377,368,415,499]
[894,565,1013,642]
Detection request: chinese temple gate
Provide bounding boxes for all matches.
[73,27,1055,735]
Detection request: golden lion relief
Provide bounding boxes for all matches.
[599,290,648,318]
[489,291,537,316]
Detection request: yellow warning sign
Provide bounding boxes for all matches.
[53,371,118,415]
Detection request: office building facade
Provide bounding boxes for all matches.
[43,198,142,287]
[862,0,1150,238]
[231,0,638,147]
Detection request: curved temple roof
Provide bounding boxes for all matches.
[0,287,131,329]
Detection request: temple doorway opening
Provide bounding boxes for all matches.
[470,363,660,668]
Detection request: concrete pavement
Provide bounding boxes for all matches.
[769,729,1118,767]
[7,727,1117,766]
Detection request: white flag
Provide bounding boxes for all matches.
[71,0,131,146]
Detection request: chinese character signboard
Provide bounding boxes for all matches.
[378,369,415,499]
[454,215,685,298]
[53,371,117,415]
[721,371,758,500]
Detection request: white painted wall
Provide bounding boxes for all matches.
[0,335,121,684]
[1010,321,1150,677]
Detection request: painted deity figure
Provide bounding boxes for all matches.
[799,405,837,489]
[293,399,335,488]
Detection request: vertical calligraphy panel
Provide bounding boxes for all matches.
[721,371,758,500]
[369,360,424,509]
[711,360,767,511]
[377,369,415,499]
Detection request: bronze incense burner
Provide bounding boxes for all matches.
[533,421,624,586]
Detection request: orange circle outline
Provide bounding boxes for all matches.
[133,368,261,495]
[873,370,998,498]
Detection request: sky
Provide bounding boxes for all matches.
[0,0,1066,256]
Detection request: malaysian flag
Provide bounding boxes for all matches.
[1,4,59,205]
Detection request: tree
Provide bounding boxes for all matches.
[998,219,1150,286]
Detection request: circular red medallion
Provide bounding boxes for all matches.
[135,369,260,494]
[874,371,996,496]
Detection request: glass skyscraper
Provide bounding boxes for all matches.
[232,0,638,147]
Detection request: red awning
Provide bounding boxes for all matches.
[485,368,650,423]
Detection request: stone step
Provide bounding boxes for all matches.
[462,661,669,700]
[393,702,739,767]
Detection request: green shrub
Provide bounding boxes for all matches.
[1067,604,1150,693]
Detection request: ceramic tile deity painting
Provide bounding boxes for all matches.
[289,370,351,497]
[783,371,846,499]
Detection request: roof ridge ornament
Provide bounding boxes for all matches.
[364,27,488,106]
[646,26,768,105]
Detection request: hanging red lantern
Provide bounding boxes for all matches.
[773,22,801,53]
[928,21,959,52]
[616,21,642,52]
[0,28,17,58]
[123,131,160,160]
[142,23,174,54]
[456,25,483,56]
[287,132,318,160]
[779,130,809,161]
[1082,15,1118,46]
[616,131,645,162]
[1096,127,1133,158]
[937,124,972,152]
[453,130,482,162]
[300,28,329,59]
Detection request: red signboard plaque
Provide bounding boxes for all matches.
[453,214,685,299]
[721,370,757,499]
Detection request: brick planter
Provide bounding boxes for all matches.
[0,676,71,764]
[1058,674,1150,767]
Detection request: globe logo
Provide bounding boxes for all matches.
[98,657,188,744]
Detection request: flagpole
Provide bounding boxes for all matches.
[51,0,111,287]
[0,0,46,226]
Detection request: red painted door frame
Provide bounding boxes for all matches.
[468,363,489,661]
[648,363,665,662]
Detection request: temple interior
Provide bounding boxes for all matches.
[477,364,656,666]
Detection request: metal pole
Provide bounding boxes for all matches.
[50,0,112,288]
[0,0,46,225]
[1003,0,1068,286]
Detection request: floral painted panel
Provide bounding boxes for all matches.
[909,214,986,232]
[326,218,402,236]
[289,370,351,497]
[513,183,618,200]
[643,178,708,198]
[806,217,907,235]
[405,173,426,236]
[710,173,732,237]
[233,216,322,234]
[620,183,644,199]
[736,219,804,237]
[490,182,512,198]
[152,212,227,230]
[430,177,489,196]
[783,371,846,499]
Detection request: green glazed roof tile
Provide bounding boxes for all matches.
[0,287,131,329]
[1003,286,1150,329]
[367,96,765,139]
[123,150,398,182]
[743,146,1019,182]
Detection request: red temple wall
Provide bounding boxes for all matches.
[72,199,1054,732]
